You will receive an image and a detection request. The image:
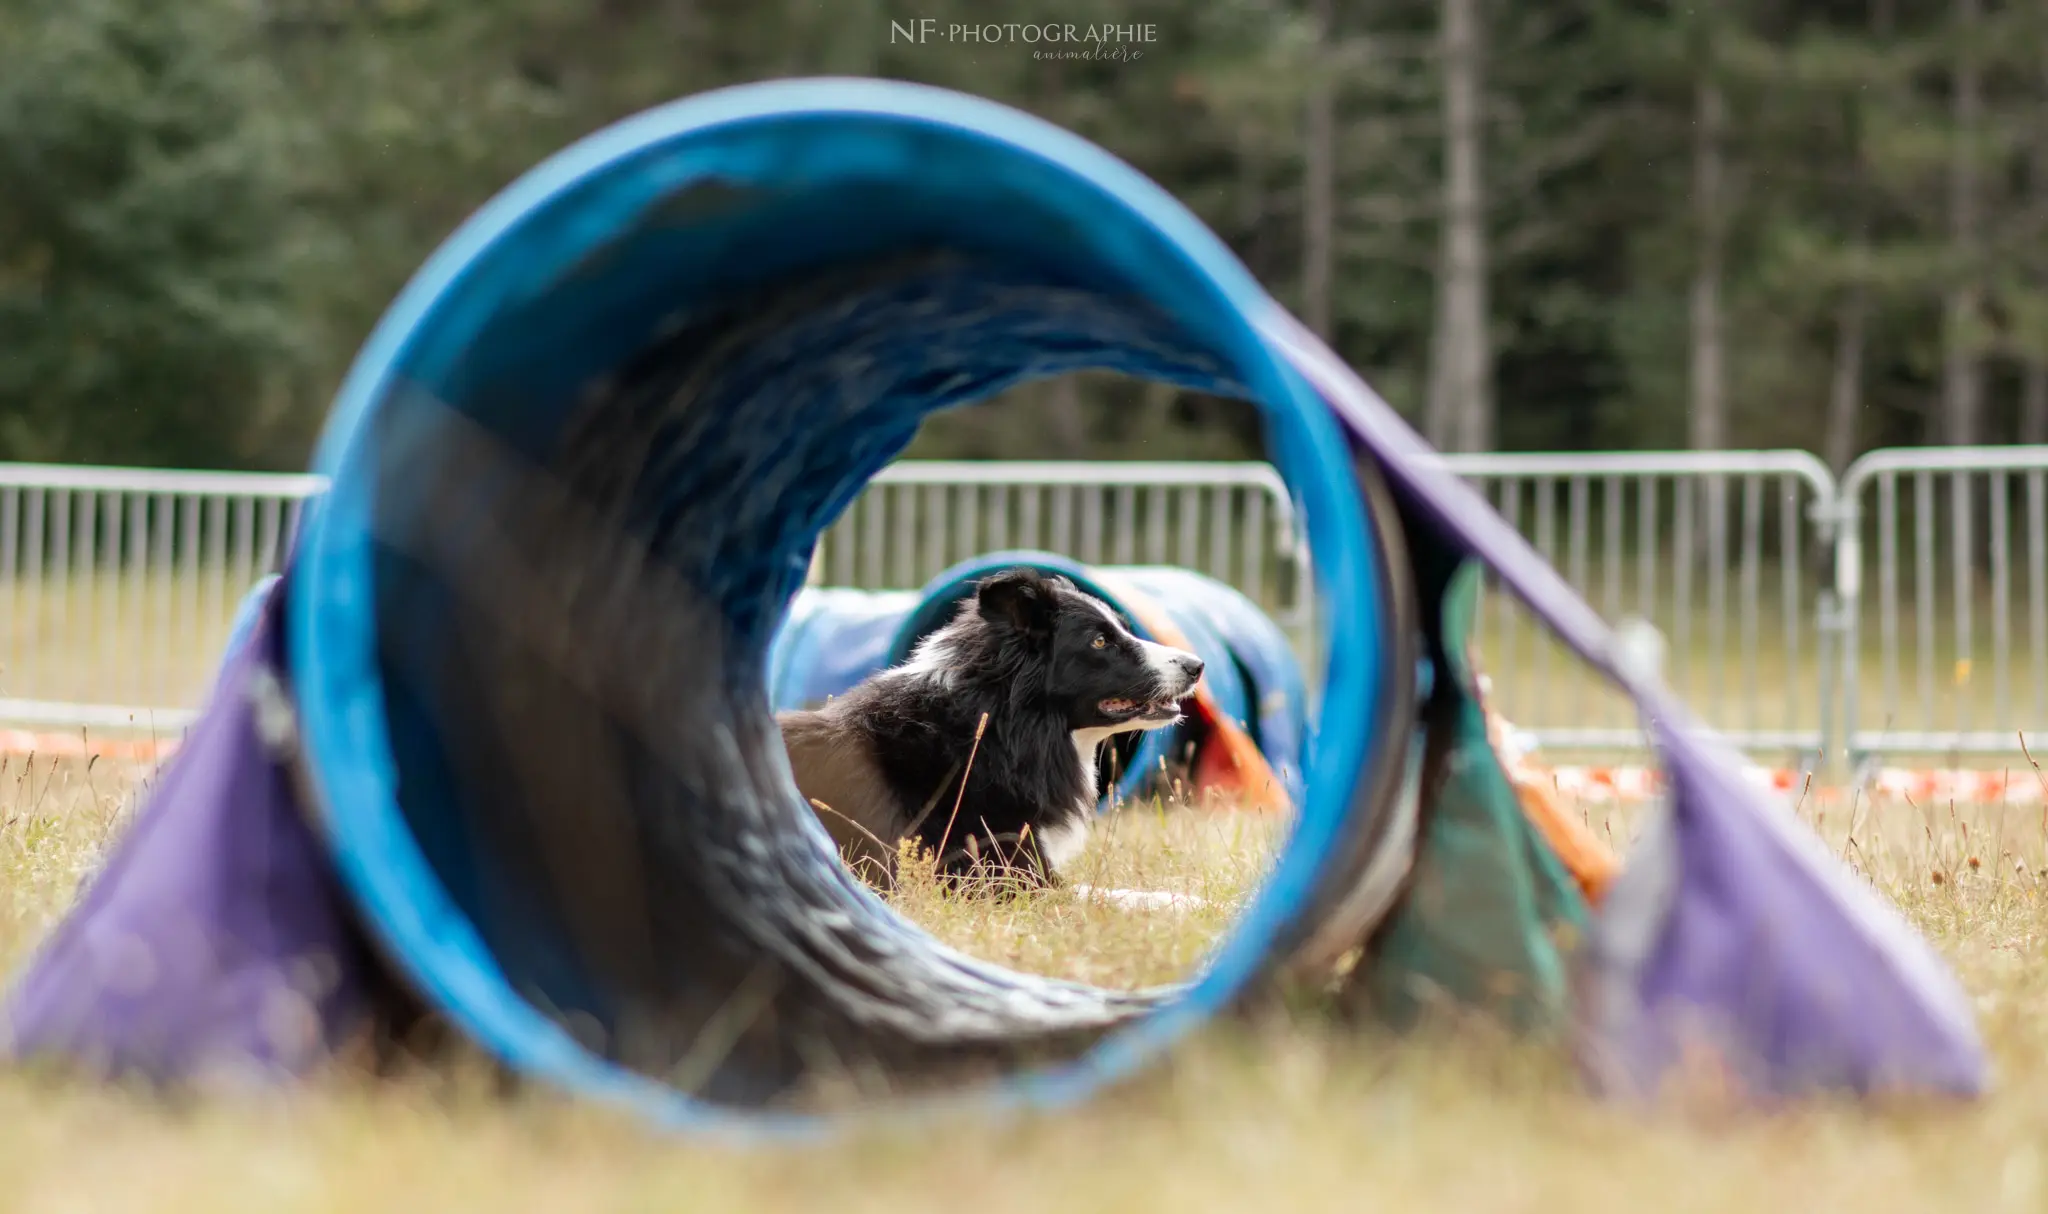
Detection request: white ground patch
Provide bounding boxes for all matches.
[1069,884,1210,913]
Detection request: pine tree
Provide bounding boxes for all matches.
[0,0,316,467]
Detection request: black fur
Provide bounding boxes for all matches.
[779,567,1205,887]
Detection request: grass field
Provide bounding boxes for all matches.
[3,754,2048,1213]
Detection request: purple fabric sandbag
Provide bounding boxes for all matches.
[1577,711,1986,1101]
[1263,307,1989,1103]
[1,581,375,1086]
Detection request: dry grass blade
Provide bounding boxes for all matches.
[933,711,991,864]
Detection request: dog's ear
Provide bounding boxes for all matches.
[976,568,1055,637]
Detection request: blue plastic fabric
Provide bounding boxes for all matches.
[765,587,923,712]
[283,78,1386,1138]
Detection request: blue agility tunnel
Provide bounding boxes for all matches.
[767,550,1310,810]
[765,586,924,714]
[3,78,1989,1138]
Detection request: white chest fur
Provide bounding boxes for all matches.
[1041,725,1120,873]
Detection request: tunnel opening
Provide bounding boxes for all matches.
[282,85,1392,1126]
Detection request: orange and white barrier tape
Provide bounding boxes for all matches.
[1522,762,2048,807]
[0,730,181,762]
[1485,698,2047,808]
[0,714,2037,813]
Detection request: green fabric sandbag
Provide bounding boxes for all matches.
[1348,560,1589,1033]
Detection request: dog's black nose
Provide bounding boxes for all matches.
[1179,654,1205,680]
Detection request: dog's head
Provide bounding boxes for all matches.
[974,568,1205,732]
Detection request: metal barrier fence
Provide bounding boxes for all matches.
[11,446,2048,764]
[1833,447,2048,759]
[0,463,321,731]
[1429,451,1840,759]
[0,460,1311,735]
[810,460,1313,630]
[1434,444,2048,764]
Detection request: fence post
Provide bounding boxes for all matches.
[1288,497,1319,684]
[1832,492,1864,775]
[1808,482,1856,775]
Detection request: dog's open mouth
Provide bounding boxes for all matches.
[1098,696,1183,723]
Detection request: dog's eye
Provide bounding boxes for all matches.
[1091,634,1108,650]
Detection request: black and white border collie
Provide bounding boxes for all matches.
[778,567,1206,888]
